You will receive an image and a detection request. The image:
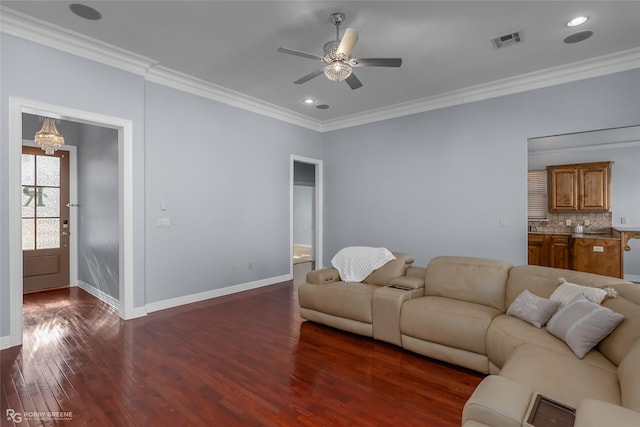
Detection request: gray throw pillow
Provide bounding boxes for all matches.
[507,289,560,328]
[546,294,624,359]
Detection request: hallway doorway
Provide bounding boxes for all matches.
[5,98,135,350]
[291,156,323,285]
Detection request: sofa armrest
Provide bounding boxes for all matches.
[462,375,534,427]
[389,276,424,290]
[306,268,340,284]
[574,398,640,427]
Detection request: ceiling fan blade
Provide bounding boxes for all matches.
[336,28,359,58]
[277,47,324,61]
[293,68,325,84]
[345,73,363,90]
[352,58,403,67]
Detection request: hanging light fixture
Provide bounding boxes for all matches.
[34,117,65,155]
[323,61,352,81]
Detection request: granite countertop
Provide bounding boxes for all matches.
[528,230,621,240]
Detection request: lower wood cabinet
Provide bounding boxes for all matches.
[527,234,570,269]
[549,235,571,269]
[528,233,622,278]
[572,238,621,278]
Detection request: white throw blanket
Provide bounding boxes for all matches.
[331,247,396,283]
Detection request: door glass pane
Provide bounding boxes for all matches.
[36,156,60,186]
[22,186,36,217]
[36,218,60,249]
[36,187,60,218]
[22,154,35,185]
[22,219,35,250]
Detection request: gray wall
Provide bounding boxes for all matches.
[77,126,119,298]
[142,83,323,303]
[322,69,640,268]
[293,186,314,247]
[0,33,323,336]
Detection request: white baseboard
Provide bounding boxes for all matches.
[145,274,292,314]
[77,280,120,312]
[624,273,640,283]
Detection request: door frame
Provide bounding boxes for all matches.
[290,155,323,273]
[7,97,135,348]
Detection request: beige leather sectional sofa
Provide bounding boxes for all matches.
[298,255,640,426]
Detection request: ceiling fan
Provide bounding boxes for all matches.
[277,12,402,90]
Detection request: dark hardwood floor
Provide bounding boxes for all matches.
[1,283,483,426]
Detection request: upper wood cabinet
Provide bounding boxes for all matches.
[547,161,613,212]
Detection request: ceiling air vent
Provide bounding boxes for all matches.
[491,31,523,49]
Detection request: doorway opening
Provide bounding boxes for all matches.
[291,156,323,286]
[5,97,135,350]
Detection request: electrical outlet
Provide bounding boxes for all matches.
[621,216,629,225]
[156,217,170,227]
[565,219,572,226]
[584,219,590,226]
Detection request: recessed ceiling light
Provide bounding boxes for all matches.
[302,98,316,105]
[69,3,102,21]
[567,16,588,27]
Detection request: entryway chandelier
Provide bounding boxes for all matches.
[35,117,65,155]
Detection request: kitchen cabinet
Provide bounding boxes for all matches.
[528,234,546,266]
[527,234,570,269]
[549,235,571,269]
[572,238,621,278]
[547,161,613,212]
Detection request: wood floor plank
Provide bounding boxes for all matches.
[1,283,483,426]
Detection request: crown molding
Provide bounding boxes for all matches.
[2,6,639,134]
[0,6,322,131]
[0,6,157,76]
[145,65,323,131]
[321,47,640,132]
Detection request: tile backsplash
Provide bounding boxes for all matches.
[528,212,611,233]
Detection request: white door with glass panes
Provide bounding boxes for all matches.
[22,146,70,292]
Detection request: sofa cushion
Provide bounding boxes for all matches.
[363,252,414,286]
[486,315,615,372]
[505,265,627,309]
[506,289,560,328]
[298,282,379,323]
[424,256,512,311]
[599,283,640,365]
[618,339,640,412]
[550,279,608,306]
[546,294,624,359]
[401,296,502,354]
[499,344,621,408]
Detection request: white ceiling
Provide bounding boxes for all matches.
[3,1,640,127]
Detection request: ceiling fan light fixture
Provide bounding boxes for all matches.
[324,61,352,81]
